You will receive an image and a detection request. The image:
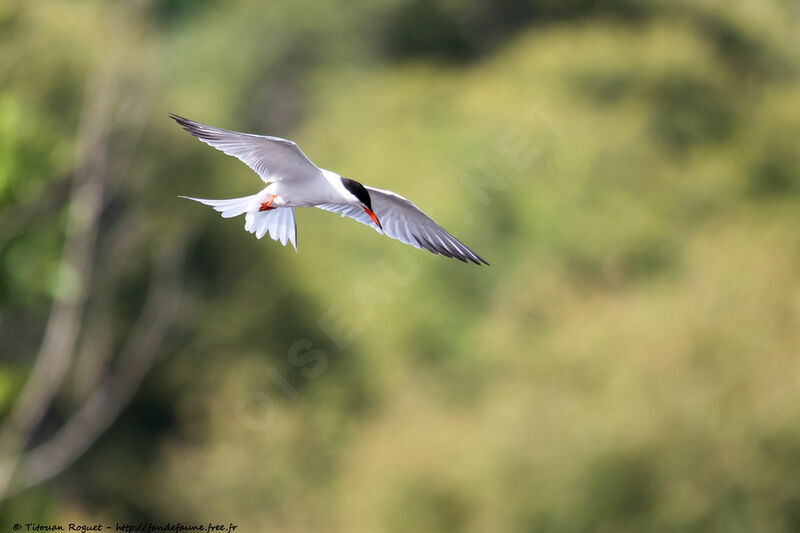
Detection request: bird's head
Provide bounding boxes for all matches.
[341,177,382,229]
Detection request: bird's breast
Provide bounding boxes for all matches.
[271,174,344,207]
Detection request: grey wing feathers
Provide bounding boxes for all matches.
[315,203,380,230]
[368,187,488,265]
[317,188,489,265]
[170,114,320,183]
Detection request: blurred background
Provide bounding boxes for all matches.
[1,0,800,530]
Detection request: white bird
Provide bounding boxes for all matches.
[171,114,488,265]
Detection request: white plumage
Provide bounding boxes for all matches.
[171,114,487,265]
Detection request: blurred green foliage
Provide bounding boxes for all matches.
[2,0,800,531]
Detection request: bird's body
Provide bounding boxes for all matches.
[171,114,488,265]
[265,168,353,207]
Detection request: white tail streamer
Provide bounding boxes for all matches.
[181,195,297,250]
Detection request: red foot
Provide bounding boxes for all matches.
[259,194,278,211]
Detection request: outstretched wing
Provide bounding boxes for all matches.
[170,114,322,183]
[316,187,489,265]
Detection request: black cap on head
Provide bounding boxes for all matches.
[340,178,373,210]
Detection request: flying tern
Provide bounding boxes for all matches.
[170,114,488,265]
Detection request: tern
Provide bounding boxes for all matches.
[170,114,488,265]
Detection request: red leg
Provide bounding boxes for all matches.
[259,194,278,211]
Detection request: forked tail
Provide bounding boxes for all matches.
[244,207,297,249]
[179,194,257,218]
[180,195,297,250]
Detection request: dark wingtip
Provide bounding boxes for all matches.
[168,113,217,141]
[169,113,194,129]
[466,252,490,266]
[458,246,489,266]
[169,113,189,129]
[467,256,489,266]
